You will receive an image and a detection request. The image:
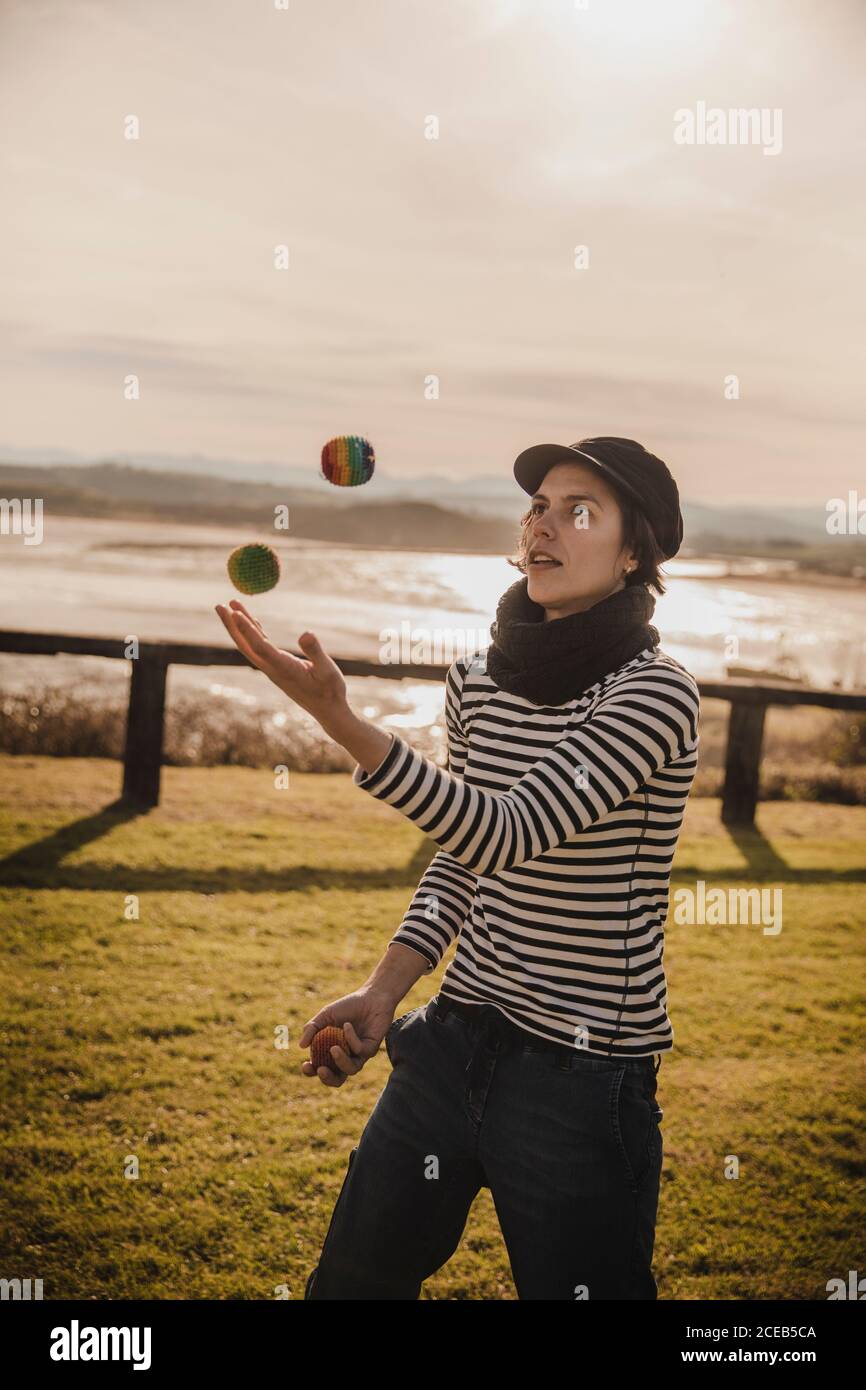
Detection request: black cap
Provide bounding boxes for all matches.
[513,436,684,560]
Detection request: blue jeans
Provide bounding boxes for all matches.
[304,995,664,1300]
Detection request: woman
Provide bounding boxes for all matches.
[216,436,700,1300]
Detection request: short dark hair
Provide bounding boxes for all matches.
[508,488,669,595]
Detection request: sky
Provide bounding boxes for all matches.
[0,0,864,503]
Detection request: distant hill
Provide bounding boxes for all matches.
[1,459,863,574]
[0,461,518,553]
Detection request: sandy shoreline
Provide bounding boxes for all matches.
[2,510,862,587]
[2,514,864,693]
[689,554,865,589]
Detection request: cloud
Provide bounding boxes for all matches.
[0,0,862,500]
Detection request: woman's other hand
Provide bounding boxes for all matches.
[297,986,399,1088]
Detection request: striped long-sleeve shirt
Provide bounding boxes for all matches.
[352,645,700,1058]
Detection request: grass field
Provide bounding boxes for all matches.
[1,753,864,1300]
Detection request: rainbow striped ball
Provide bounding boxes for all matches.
[321,435,375,487]
[227,543,281,595]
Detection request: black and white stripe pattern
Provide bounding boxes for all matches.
[352,647,700,1058]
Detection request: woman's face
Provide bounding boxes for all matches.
[523,460,637,618]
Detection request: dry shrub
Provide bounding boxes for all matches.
[1,685,863,801]
[0,685,442,772]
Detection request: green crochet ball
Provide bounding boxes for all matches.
[227,543,281,595]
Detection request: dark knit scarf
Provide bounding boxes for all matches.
[485,577,659,707]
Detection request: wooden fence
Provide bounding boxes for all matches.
[1,629,865,825]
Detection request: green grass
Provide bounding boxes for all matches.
[0,754,864,1300]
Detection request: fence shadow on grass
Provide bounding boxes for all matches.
[0,803,864,895]
[674,821,792,878]
[0,803,439,894]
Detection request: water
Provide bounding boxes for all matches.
[1,516,863,736]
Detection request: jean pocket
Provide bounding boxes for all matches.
[609,1068,662,1194]
[384,1008,416,1065]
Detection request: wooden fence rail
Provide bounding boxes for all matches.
[2,630,865,824]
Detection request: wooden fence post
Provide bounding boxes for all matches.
[721,700,767,826]
[122,651,169,807]
[3,630,865,824]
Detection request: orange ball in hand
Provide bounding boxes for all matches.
[310,1025,348,1071]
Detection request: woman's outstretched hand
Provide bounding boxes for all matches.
[215,599,349,729]
[215,599,394,774]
